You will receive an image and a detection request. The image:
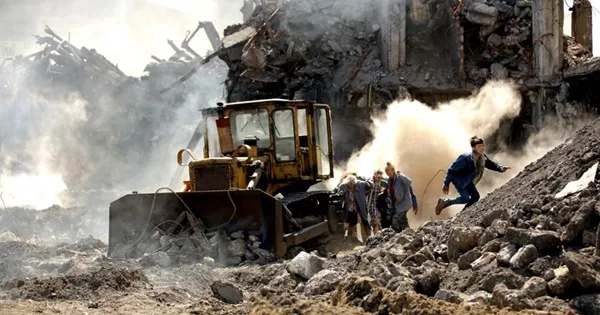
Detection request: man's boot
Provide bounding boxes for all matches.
[435,198,449,215]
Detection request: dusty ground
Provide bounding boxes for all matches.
[1,120,598,315]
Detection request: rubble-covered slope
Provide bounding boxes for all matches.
[456,116,600,229]
[236,117,600,314]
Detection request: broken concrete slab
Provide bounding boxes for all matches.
[211,281,243,304]
[286,251,325,280]
[563,252,600,289]
[555,162,599,199]
[465,3,499,26]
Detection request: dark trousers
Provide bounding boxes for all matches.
[447,182,480,209]
[377,192,394,229]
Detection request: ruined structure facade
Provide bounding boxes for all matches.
[218,0,597,160]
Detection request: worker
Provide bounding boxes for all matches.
[337,174,372,243]
[385,162,418,232]
[367,169,387,235]
[435,135,511,215]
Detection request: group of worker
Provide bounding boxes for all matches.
[335,136,511,243]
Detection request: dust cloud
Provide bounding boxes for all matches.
[0,0,240,211]
[328,80,569,227]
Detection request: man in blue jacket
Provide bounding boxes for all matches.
[436,136,510,215]
[385,162,418,232]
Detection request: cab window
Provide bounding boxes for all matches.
[273,109,296,162]
[230,109,270,149]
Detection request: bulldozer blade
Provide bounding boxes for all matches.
[108,189,289,258]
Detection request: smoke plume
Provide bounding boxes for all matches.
[0,0,238,211]
[328,80,586,227]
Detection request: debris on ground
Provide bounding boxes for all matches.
[0,1,599,314]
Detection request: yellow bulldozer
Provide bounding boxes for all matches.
[108,99,344,259]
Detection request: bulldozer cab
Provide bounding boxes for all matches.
[188,99,334,195]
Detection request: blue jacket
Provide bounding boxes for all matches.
[338,180,372,222]
[443,152,504,189]
[388,172,418,214]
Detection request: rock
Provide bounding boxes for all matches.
[286,251,325,280]
[543,269,556,282]
[510,245,539,269]
[562,200,596,243]
[487,33,503,48]
[386,276,417,293]
[471,252,496,270]
[202,257,215,267]
[482,239,502,253]
[571,294,600,315]
[304,269,343,295]
[433,244,448,261]
[370,264,395,286]
[547,267,573,296]
[447,226,485,261]
[563,252,600,289]
[230,231,244,239]
[464,290,492,304]
[480,270,525,292]
[491,63,509,80]
[534,296,574,312]
[211,281,243,304]
[478,229,498,246]
[295,282,305,293]
[521,277,547,299]
[465,3,499,26]
[140,252,171,267]
[159,235,172,248]
[385,247,409,263]
[528,256,560,277]
[490,283,536,311]
[505,227,561,255]
[482,209,509,227]
[252,248,277,264]
[416,246,435,261]
[0,231,19,242]
[434,289,467,304]
[229,239,246,257]
[415,268,441,297]
[457,249,482,270]
[493,1,513,13]
[583,230,596,247]
[497,243,518,266]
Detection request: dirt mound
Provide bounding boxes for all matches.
[3,267,147,300]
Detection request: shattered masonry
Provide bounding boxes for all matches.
[217,0,598,158]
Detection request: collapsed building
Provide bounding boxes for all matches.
[0,25,227,203]
[218,0,599,158]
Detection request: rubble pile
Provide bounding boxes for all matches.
[0,205,107,245]
[564,35,594,67]
[221,0,593,107]
[0,25,227,196]
[126,228,277,269]
[227,117,600,314]
[220,0,387,105]
[457,0,536,84]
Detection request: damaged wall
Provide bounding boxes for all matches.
[218,0,598,162]
[532,0,564,82]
